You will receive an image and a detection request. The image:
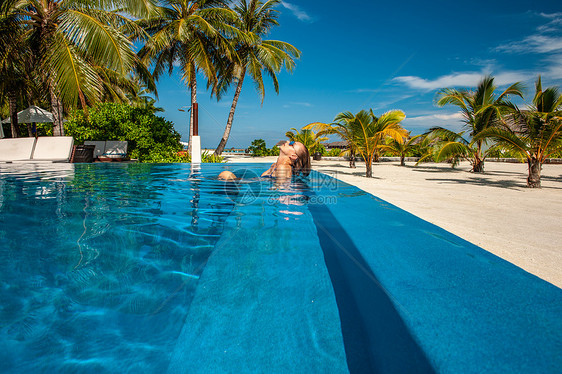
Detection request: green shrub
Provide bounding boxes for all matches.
[202,151,224,163]
[248,139,275,157]
[65,103,183,162]
[325,148,342,157]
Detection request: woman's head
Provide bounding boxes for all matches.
[280,140,310,177]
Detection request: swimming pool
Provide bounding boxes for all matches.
[0,163,560,373]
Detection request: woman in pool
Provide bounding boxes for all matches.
[218,141,310,181]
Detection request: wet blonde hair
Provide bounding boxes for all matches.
[291,142,311,177]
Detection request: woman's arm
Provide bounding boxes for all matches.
[261,163,276,177]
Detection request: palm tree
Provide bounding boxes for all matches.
[6,0,156,135]
[285,127,327,154]
[417,128,471,168]
[0,7,27,137]
[433,75,524,172]
[304,117,359,168]
[307,110,407,176]
[139,0,235,150]
[213,0,300,156]
[474,76,562,187]
[381,133,421,166]
[334,110,408,177]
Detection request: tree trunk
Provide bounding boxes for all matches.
[214,67,246,157]
[400,155,405,166]
[472,158,484,172]
[8,90,18,138]
[527,157,541,188]
[349,149,356,168]
[188,66,197,154]
[50,84,65,136]
[27,124,33,137]
[365,158,372,177]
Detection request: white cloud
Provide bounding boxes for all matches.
[393,72,484,90]
[347,88,379,93]
[282,101,312,108]
[407,113,463,122]
[495,13,562,54]
[545,54,562,79]
[495,34,562,54]
[402,112,465,133]
[394,70,532,91]
[539,12,562,19]
[281,1,313,22]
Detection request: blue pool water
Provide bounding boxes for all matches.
[0,163,561,373]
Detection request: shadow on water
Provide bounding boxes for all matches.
[299,178,434,373]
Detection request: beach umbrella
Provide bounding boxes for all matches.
[0,105,54,124]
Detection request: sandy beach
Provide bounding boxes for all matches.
[225,155,562,289]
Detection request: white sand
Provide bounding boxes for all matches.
[224,155,562,288]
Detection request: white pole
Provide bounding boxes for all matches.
[191,135,202,164]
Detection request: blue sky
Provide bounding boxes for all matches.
[154,0,562,149]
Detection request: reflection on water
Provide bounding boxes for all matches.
[0,163,239,373]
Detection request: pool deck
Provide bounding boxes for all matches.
[224,156,562,289]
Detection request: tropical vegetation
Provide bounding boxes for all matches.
[1,0,158,136]
[306,109,408,177]
[138,0,236,151]
[381,133,421,166]
[427,76,524,172]
[285,127,327,155]
[213,0,300,156]
[247,138,278,157]
[2,0,561,187]
[1,0,300,164]
[65,102,184,162]
[474,76,562,187]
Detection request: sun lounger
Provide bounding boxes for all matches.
[11,136,74,163]
[84,141,107,158]
[103,141,128,158]
[0,138,36,162]
[32,136,74,162]
[83,140,128,161]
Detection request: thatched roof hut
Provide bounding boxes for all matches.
[323,141,349,149]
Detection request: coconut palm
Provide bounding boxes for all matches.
[381,133,421,166]
[213,0,301,156]
[338,110,407,177]
[285,127,327,154]
[304,117,359,168]
[139,0,236,149]
[307,110,407,176]
[0,7,28,137]
[417,127,471,168]
[5,0,157,135]
[474,76,562,187]
[433,75,524,172]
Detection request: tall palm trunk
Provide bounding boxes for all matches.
[214,67,246,157]
[527,157,541,188]
[400,154,405,166]
[188,66,197,154]
[8,90,19,138]
[50,84,64,136]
